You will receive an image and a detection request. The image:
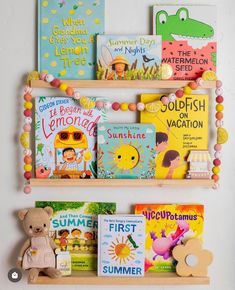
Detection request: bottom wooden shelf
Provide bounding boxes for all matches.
[30,178,214,188]
[29,271,210,285]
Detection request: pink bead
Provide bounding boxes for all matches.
[96,101,104,109]
[161,96,170,105]
[175,90,184,98]
[137,102,145,111]
[112,102,120,111]
[213,159,221,166]
[40,72,47,80]
[23,124,31,132]
[216,120,223,127]
[24,185,31,194]
[216,96,224,103]
[214,144,222,151]
[215,88,223,95]
[216,80,222,88]
[24,109,32,117]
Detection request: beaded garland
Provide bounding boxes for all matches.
[20,71,228,193]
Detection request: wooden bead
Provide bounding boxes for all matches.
[212,174,219,182]
[189,81,198,90]
[196,77,204,86]
[128,103,137,111]
[50,78,61,88]
[168,93,176,102]
[214,151,222,159]
[212,166,220,174]
[66,87,74,96]
[24,109,32,117]
[24,164,32,172]
[175,90,184,98]
[216,80,222,88]
[216,120,223,127]
[215,112,223,120]
[60,83,68,91]
[213,159,221,166]
[40,72,47,80]
[24,93,32,102]
[120,103,128,111]
[161,96,169,105]
[24,185,31,194]
[23,124,31,132]
[45,74,54,83]
[24,172,32,180]
[137,103,145,111]
[184,86,192,95]
[96,101,104,109]
[24,102,33,110]
[216,104,224,112]
[215,88,223,95]
[24,156,32,164]
[112,102,120,111]
[216,96,224,103]
[214,144,222,151]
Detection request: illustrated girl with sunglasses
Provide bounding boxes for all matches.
[61,147,84,171]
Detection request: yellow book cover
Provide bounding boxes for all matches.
[135,204,204,273]
[140,94,209,179]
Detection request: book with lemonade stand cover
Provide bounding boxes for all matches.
[36,201,116,271]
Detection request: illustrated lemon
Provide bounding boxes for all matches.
[27,71,40,84]
[75,46,82,55]
[94,18,101,24]
[20,132,29,149]
[202,70,217,81]
[145,101,162,113]
[59,70,67,77]
[161,64,173,80]
[217,127,228,144]
[42,17,49,24]
[51,9,57,14]
[80,96,96,109]
[43,52,49,58]
[42,1,48,7]
[50,61,57,67]
[86,9,93,16]
[78,70,85,76]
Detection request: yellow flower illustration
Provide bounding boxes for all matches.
[42,17,49,24]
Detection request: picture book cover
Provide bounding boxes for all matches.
[97,35,162,80]
[153,5,217,80]
[135,204,204,272]
[35,201,116,271]
[38,0,105,80]
[35,96,106,179]
[97,123,156,179]
[140,94,209,179]
[98,215,145,277]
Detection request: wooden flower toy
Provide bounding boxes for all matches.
[172,238,213,277]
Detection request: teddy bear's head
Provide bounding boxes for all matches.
[18,207,53,238]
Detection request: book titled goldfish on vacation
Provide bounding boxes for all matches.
[140,94,209,179]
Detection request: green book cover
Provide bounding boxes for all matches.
[35,201,116,271]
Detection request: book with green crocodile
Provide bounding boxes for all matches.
[153,5,217,80]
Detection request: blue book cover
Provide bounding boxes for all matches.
[35,96,106,179]
[97,35,162,80]
[98,215,145,277]
[38,0,105,80]
[97,123,156,179]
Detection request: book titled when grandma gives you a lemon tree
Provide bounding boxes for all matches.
[38,0,104,79]
[141,94,209,179]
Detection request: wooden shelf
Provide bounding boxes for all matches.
[29,271,210,285]
[30,178,214,188]
[30,80,216,89]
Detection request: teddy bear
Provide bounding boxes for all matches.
[17,207,61,283]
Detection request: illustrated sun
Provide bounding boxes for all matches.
[108,236,135,265]
[108,140,144,174]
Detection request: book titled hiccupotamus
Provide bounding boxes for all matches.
[97,123,156,179]
[97,35,162,80]
[38,0,105,80]
[98,215,145,277]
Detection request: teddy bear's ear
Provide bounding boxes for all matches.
[44,206,53,217]
[18,209,29,221]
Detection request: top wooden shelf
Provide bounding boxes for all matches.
[30,80,216,89]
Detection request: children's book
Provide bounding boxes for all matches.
[140,94,209,179]
[35,201,116,271]
[98,215,145,277]
[38,0,105,80]
[97,35,162,80]
[97,123,156,179]
[35,96,106,179]
[153,5,217,80]
[135,204,204,272]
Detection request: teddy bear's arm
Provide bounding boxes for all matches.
[17,238,31,268]
[49,237,58,251]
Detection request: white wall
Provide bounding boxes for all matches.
[0,0,235,289]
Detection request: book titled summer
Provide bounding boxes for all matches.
[97,35,162,80]
[135,204,204,272]
[36,201,116,271]
[38,0,105,79]
[153,5,216,80]
[35,96,106,179]
[140,94,209,179]
[97,123,156,179]
[98,215,145,277]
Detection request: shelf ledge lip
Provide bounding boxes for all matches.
[30,178,214,188]
[29,272,210,285]
[30,80,216,89]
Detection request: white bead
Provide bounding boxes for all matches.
[168,93,176,102]
[216,120,223,128]
[212,182,219,190]
[24,86,32,95]
[45,74,54,83]
[215,88,223,95]
[23,149,32,156]
[25,117,32,124]
[104,102,111,110]
[73,91,81,100]
[215,151,222,159]
[196,77,204,86]
[137,102,145,111]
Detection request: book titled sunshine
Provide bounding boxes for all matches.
[135,204,204,272]
[97,35,162,80]
[35,96,106,179]
[97,123,156,179]
[38,0,105,79]
[140,94,209,179]
[98,215,145,277]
